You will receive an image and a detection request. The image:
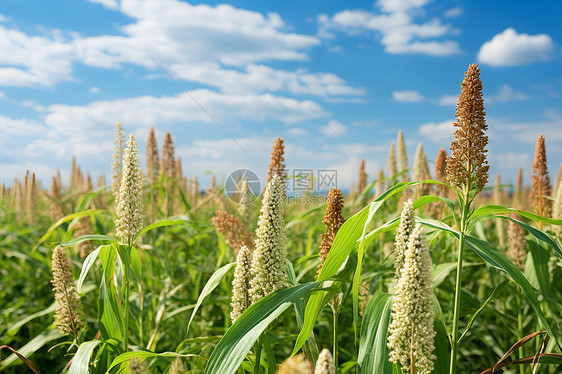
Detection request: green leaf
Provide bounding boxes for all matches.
[77,244,106,294]
[470,204,562,225]
[34,209,105,251]
[0,329,63,369]
[186,262,236,335]
[205,282,319,374]
[458,280,509,344]
[357,292,393,374]
[464,234,562,348]
[68,340,102,374]
[108,350,202,372]
[287,261,319,365]
[56,234,117,248]
[6,304,56,337]
[499,215,562,259]
[134,219,204,243]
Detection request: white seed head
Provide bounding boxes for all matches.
[248,174,288,303]
[230,246,253,323]
[315,348,336,374]
[115,133,145,244]
[111,122,124,202]
[388,224,436,374]
[394,199,415,281]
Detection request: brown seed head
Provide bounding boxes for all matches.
[446,63,489,194]
[211,210,255,255]
[318,188,345,274]
[508,209,526,270]
[146,127,160,188]
[161,131,176,180]
[388,142,397,179]
[529,134,551,217]
[358,159,367,193]
[267,137,286,184]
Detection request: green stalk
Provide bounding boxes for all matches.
[449,191,469,374]
[123,240,132,352]
[333,307,339,373]
[518,288,524,374]
[254,334,264,374]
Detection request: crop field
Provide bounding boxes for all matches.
[1,64,561,374]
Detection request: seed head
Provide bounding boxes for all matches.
[111,122,124,202]
[376,169,385,197]
[508,209,526,270]
[388,224,435,374]
[211,210,254,255]
[161,132,176,181]
[146,127,160,188]
[530,134,552,217]
[446,63,489,194]
[115,133,145,245]
[230,246,253,323]
[51,246,84,337]
[388,142,397,180]
[278,354,309,374]
[315,349,336,374]
[397,131,409,182]
[318,188,345,275]
[249,174,288,303]
[267,137,286,186]
[394,199,415,281]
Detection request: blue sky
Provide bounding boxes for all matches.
[0,0,561,190]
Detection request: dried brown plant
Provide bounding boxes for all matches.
[446,63,489,194]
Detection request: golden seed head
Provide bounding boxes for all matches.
[111,122,124,201]
[446,63,489,194]
[388,142,397,179]
[161,131,176,180]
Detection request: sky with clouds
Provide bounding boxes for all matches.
[0,0,561,190]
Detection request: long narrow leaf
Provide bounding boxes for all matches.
[186,262,236,334]
[68,340,102,374]
[205,282,319,374]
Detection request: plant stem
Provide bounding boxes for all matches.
[333,306,339,373]
[124,241,131,352]
[449,194,469,374]
[254,334,263,374]
[518,288,524,374]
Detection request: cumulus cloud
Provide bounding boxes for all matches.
[393,90,424,102]
[444,7,462,18]
[320,120,347,137]
[418,120,454,143]
[486,85,529,103]
[318,1,460,56]
[477,28,555,67]
[438,94,458,106]
[170,63,365,96]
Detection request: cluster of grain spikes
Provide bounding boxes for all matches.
[211,210,255,255]
[388,200,435,374]
[530,134,552,226]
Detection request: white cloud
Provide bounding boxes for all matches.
[77,0,320,68]
[393,90,424,102]
[444,7,462,18]
[318,2,460,56]
[320,120,347,137]
[0,90,5,99]
[438,94,457,106]
[88,0,119,10]
[89,86,101,93]
[0,26,74,87]
[486,85,529,103]
[376,0,431,13]
[169,63,365,96]
[477,28,555,67]
[44,89,328,138]
[418,120,454,143]
[0,0,324,90]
